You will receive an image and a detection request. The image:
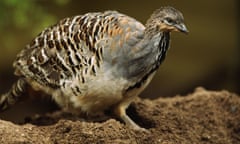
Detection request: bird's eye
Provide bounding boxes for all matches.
[164,17,174,24]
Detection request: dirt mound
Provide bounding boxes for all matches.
[0,87,240,144]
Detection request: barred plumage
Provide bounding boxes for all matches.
[0,6,188,130]
[0,78,27,110]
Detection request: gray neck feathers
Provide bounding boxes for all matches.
[125,31,170,91]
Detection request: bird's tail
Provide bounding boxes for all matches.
[0,78,28,111]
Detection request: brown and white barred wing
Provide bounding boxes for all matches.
[13,11,145,96]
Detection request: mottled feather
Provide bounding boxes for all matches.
[1,7,188,130]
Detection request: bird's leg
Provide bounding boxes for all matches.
[114,100,146,131]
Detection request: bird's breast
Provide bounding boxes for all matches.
[66,67,129,113]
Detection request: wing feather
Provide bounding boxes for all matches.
[13,11,145,93]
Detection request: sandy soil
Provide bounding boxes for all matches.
[0,87,240,144]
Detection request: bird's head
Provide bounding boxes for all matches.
[146,6,188,35]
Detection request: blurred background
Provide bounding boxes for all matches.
[0,0,239,122]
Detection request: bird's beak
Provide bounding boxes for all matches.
[175,23,189,34]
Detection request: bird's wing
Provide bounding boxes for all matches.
[13,11,145,92]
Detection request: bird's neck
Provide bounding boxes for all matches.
[140,31,170,71]
[125,31,170,91]
[152,31,170,68]
[141,31,170,75]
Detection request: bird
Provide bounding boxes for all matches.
[0,6,188,130]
